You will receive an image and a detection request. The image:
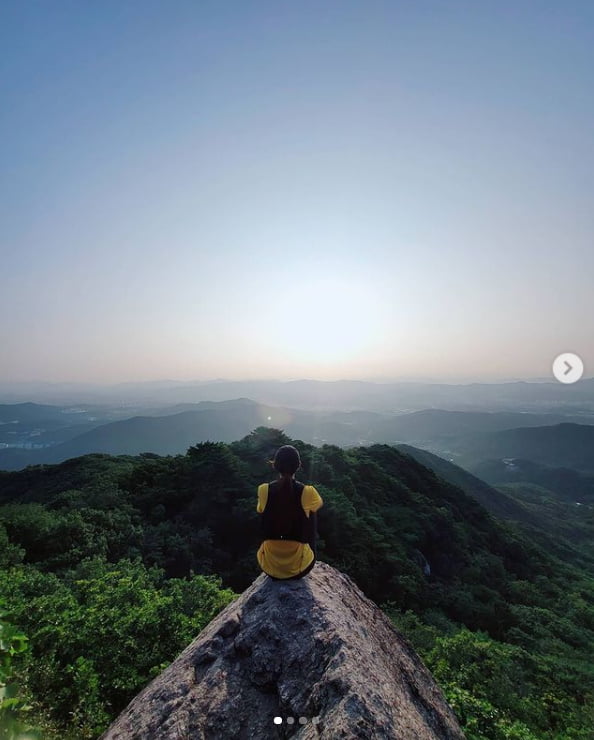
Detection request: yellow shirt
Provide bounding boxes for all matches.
[256,482,323,579]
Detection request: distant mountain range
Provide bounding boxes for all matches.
[1,377,594,412]
[0,402,117,449]
[398,445,594,559]
[1,398,594,473]
[456,423,594,473]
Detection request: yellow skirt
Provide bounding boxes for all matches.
[257,539,315,579]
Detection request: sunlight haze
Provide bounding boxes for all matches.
[2,1,593,383]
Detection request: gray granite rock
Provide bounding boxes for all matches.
[100,562,465,739]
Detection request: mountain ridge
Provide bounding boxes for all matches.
[2,377,593,409]
[2,398,594,471]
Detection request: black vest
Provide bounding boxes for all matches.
[261,479,310,543]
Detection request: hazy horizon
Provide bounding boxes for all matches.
[1,373,593,390]
[3,1,593,384]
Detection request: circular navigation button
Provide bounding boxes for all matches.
[552,352,584,384]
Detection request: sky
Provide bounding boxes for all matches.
[2,0,593,384]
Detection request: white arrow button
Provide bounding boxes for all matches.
[553,353,584,384]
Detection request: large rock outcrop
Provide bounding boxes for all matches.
[101,562,465,739]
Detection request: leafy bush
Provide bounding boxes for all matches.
[0,560,236,737]
[0,603,40,740]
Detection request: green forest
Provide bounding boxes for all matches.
[1,427,593,739]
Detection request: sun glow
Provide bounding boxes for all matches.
[277,276,386,363]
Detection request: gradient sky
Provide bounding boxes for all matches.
[2,0,593,383]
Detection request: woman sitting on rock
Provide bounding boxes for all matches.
[256,445,323,580]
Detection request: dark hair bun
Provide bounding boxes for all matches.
[273,445,301,475]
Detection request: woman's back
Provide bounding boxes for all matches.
[256,446,323,580]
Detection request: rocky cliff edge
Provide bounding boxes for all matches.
[101,562,465,739]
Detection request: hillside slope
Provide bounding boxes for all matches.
[469,458,594,504]
[396,444,529,523]
[458,423,594,472]
[1,429,593,738]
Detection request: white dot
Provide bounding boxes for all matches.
[312,716,320,724]
[287,717,295,724]
[273,716,282,725]
[299,716,308,724]
[267,416,272,421]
